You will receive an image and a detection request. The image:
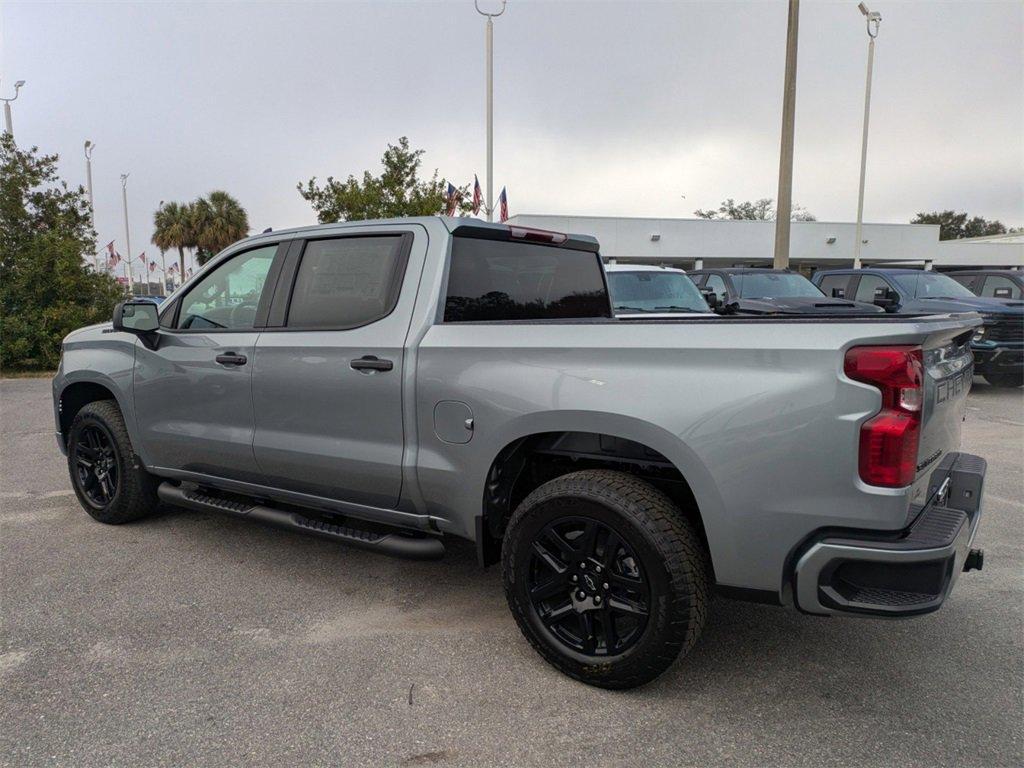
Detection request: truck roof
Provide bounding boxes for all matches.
[230,216,601,253]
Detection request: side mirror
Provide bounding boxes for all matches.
[831,287,845,298]
[700,289,719,310]
[872,287,898,310]
[113,300,159,334]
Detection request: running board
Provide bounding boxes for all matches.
[157,482,445,560]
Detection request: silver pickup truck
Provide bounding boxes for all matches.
[53,217,987,689]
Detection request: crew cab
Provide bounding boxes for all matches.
[814,268,1024,388]
[688,268,883,315]
[55,218,987,689]
[604,263,712,317]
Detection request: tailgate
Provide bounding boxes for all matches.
[913,323,976,505]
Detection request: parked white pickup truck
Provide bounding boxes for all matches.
[54,217,986,688]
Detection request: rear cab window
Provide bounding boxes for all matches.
[444,235,611,322]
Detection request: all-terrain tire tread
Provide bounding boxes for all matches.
[67,399,159,524]
[502,469,710,689]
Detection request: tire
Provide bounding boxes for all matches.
[502,469,710,689]
[66,399,159,524]
[983,372,1024,388]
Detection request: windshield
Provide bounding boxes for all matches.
[893,272,978,299]
[734,272,824,299]
[606,271,710,313]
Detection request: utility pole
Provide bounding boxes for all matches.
[84,141,98,271]
[1,80,26,139]
[121,174,134,295]
[853,2,881,269]
[772,0,800,269]
[475,0,506,222]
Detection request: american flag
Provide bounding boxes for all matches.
[498,187,509,223]
[149,260,157,273]
[472,175,482,215]
[105,241,120,269]
[445,182,461,216]
[167,263,177,274]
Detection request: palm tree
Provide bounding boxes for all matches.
[151,201,194,278]
[193,191,248,264]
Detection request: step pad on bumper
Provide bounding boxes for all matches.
[793,452,986,617]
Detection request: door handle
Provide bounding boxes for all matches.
[215,352,248,366]
[350,355,393,372]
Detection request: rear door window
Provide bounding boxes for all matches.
[704,274,728,302]
[854,274,894,303]
[818,274,851,299]
[444,238,610,322]
[980,275,1022,299]
[286,236,409,329]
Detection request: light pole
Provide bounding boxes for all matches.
[772,0,800,269]
[84,141,98,271]
[1,79,26,138]
[853,2,881,269]
[121,174,134,295]
[475,0,506,222]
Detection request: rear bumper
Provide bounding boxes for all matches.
[793,453,986,617]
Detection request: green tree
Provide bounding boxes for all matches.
[152,200,195,277]
[192,191,249,265]
[911,210,1007,241]
[0,134,125,371]
[298,137,470,223]
[694,197,816,221]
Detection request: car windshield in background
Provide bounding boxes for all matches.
[607,271,709,313]
[735,273,823,299]
[894,272,978,299]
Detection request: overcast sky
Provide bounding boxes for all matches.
[3,0,1022,266]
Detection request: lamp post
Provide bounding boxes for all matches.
[1,79,26,138]
[474,0,506,222]
[853,2,881,269]
[772,0,800,269]
[84,141,98,271]
[121,174,134,295]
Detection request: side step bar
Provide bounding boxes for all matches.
[157,482,445,560]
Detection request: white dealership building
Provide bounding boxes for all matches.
[506,215,1023,273]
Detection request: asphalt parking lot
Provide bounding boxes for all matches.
[1,377,1021,768]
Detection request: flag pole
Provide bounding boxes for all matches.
[475,0,506,222]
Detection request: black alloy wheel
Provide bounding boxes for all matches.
[72,423,120,509]
[527,516,651,657]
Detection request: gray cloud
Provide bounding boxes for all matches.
[3,0,1021,266]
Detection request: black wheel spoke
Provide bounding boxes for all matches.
[608,594,648,618]
[578,612,597,654]
[601,608,618,653]
[531,540,567,575]
[73,425,118,509]
[541,601,574,626]
[608,571,644,590]
[543,528,578,559]
[530,572,569,601]
[526,514,650,659]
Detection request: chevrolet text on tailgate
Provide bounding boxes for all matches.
[54,218,987,689]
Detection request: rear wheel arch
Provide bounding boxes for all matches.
[479,430,714,578]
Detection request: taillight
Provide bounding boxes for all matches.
[844,345,924,488]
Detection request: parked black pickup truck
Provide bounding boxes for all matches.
[814,268,1024,388]
[688,268,883,315]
